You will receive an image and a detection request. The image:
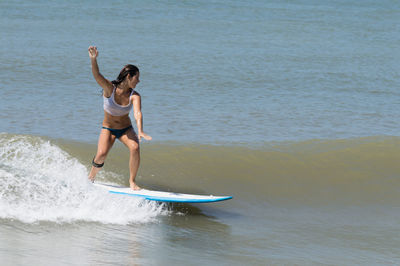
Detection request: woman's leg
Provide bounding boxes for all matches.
[88,128,116,182]
[118,128,141,190]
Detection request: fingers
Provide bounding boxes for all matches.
[88,46,98,57]
[138,133,152,141]
[142,134,152,141]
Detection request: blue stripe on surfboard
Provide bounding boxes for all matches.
[108,190,233,203]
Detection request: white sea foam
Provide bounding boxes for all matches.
[0,134,169,224]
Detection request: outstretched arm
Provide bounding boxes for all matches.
[88,46,113,97]
[132,93,152,141]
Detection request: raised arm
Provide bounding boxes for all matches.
[88,46,113,97]
[132,92,152,141]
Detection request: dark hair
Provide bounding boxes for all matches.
[111,64,139,87]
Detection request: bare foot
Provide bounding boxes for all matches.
[130,182,141,191]
[88,176,95,183]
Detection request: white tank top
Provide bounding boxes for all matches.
[103,87,135,116]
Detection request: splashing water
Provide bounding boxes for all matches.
[0,134,169,224]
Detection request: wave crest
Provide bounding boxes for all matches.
[0,134,169,224]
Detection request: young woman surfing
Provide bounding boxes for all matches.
[87,46,152,190]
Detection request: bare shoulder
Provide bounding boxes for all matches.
[131,91,141,101]
[100,79,114,97]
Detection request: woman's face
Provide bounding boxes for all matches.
[128,72,140,88]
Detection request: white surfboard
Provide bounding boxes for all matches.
[94,183,233,203]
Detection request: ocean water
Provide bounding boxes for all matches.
[1,0,400,265]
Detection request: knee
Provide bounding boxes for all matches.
[129,143,140,154]
[96,149,108,161]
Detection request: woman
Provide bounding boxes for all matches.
[88,46,151,190]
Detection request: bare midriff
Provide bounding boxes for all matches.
[102,111,132,129]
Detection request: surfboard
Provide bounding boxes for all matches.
[94,183,233,203]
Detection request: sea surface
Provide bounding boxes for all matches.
[1,0,399,265]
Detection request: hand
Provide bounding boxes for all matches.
[88,46,98,59]
[138,132,152,142]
